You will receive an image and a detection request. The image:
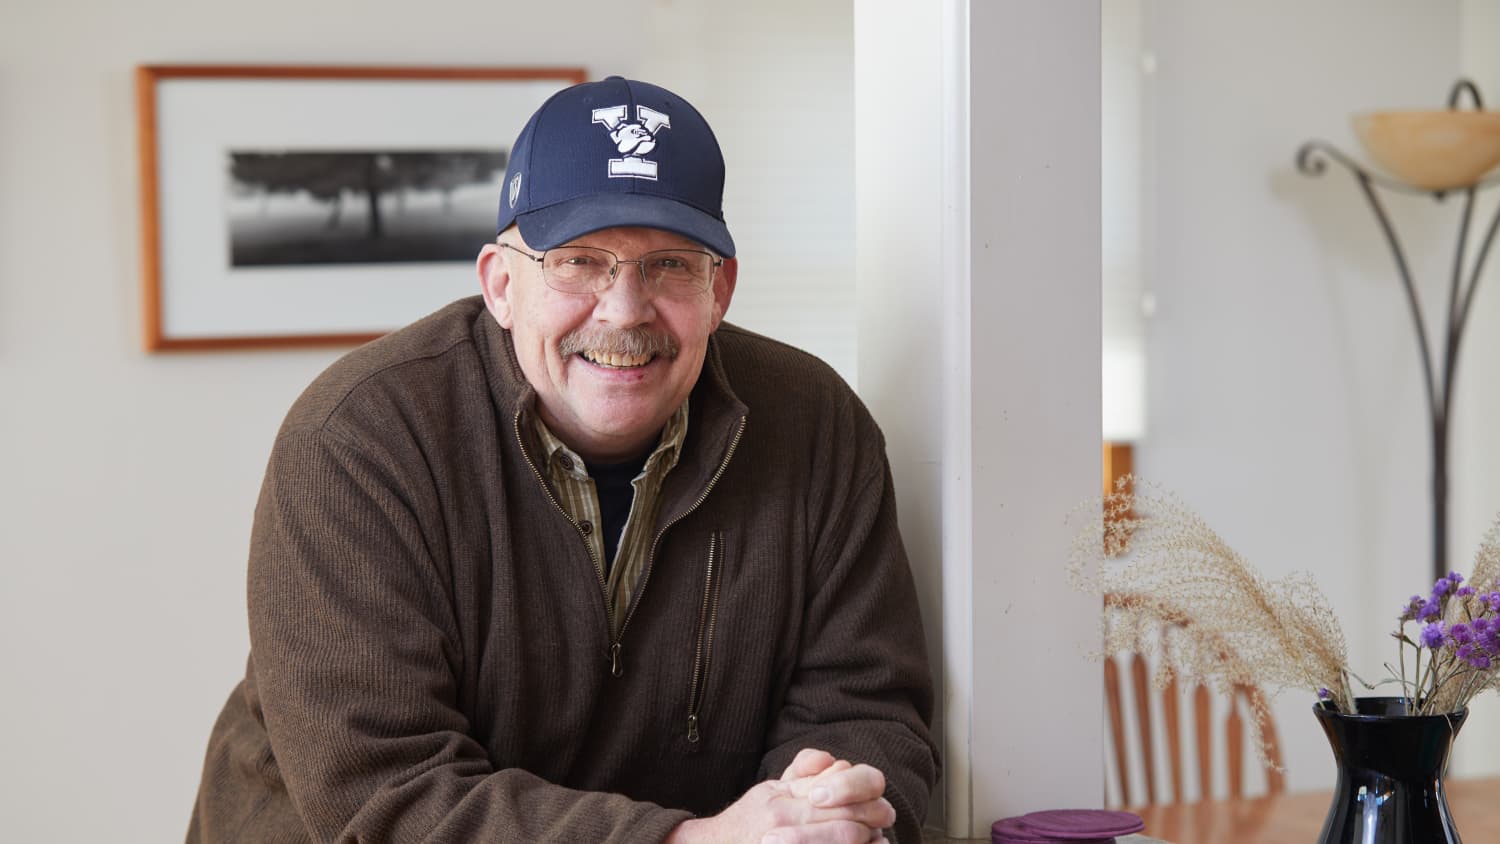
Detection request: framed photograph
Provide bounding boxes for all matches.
[136,65,585,351]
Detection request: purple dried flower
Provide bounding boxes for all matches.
[1473,617,1492,635]
[1484,631,1500,650]
[1399,594,1425,622]
[1481,628,1500,655]
[1420,598,1443,621]
[1451,623,1474,645]
[1433,579,1453,597]
[1318,687,1332,700]
[1421,622,1446,649]
[1457,643,1491,669]
[1457,586,1476,598]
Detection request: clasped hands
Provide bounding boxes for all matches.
[665,748,894,844]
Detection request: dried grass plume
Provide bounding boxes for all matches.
[1069,479,1354,766]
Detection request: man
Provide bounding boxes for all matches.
[190,77,938,843]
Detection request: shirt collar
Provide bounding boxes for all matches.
[533,399,690,482]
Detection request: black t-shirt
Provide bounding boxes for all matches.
[586,450,651,576]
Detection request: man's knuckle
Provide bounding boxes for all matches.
[850,764,885,794]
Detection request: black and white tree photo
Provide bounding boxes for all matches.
[226,149,508,267]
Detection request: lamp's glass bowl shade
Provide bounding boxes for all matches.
[1352,110,1500,191]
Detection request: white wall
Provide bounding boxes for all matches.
[1454,0,1500,780]
[0,1,854,839]
[639,0,856,381]
[1134,0,1490,791]
[1102,0,1148,443]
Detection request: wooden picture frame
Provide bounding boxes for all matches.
[135,64,585,351]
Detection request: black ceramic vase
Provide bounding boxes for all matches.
[1314,696,1468,844]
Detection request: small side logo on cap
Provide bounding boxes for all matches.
[508,173,522,208]
[591,105,672,180]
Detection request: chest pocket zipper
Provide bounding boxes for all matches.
[686,530,723,743]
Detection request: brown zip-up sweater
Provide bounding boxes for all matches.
[188,297,938,843]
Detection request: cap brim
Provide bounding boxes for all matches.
[515,193,735,258]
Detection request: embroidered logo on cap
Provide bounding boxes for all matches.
[591,105,672,180]
[508,173,522,208]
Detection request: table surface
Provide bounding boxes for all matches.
[1129,775,1500,843]
[924,775,1500,843]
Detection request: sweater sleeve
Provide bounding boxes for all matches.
[755,401,942,844]
[248,430,692,843]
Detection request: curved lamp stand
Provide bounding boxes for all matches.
[1297,80,1500,582]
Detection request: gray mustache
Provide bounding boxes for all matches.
[559,327,680,360]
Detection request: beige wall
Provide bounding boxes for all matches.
[0,1,853,838]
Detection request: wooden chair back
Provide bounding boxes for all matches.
[1103,637,1286,806]
[1099,443,1284,806]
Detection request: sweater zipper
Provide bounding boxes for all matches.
[686,530,723,743]
[613,416,746,680]
[513,410,613,637]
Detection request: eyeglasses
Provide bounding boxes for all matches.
[500,242,723,298]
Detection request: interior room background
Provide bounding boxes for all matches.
[1104,0,1500,799]
[2,0,1497,840]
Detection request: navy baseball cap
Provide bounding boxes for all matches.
[496,76,735,258]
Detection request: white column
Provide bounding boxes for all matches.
[855,0,1103,836]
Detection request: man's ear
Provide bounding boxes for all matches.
[710,256,738,330]
[476,243,515,329]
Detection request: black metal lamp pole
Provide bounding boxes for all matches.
[1297,80,1500,583]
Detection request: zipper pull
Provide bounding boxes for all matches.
[686,714,700,743]
[610,642,623,677]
